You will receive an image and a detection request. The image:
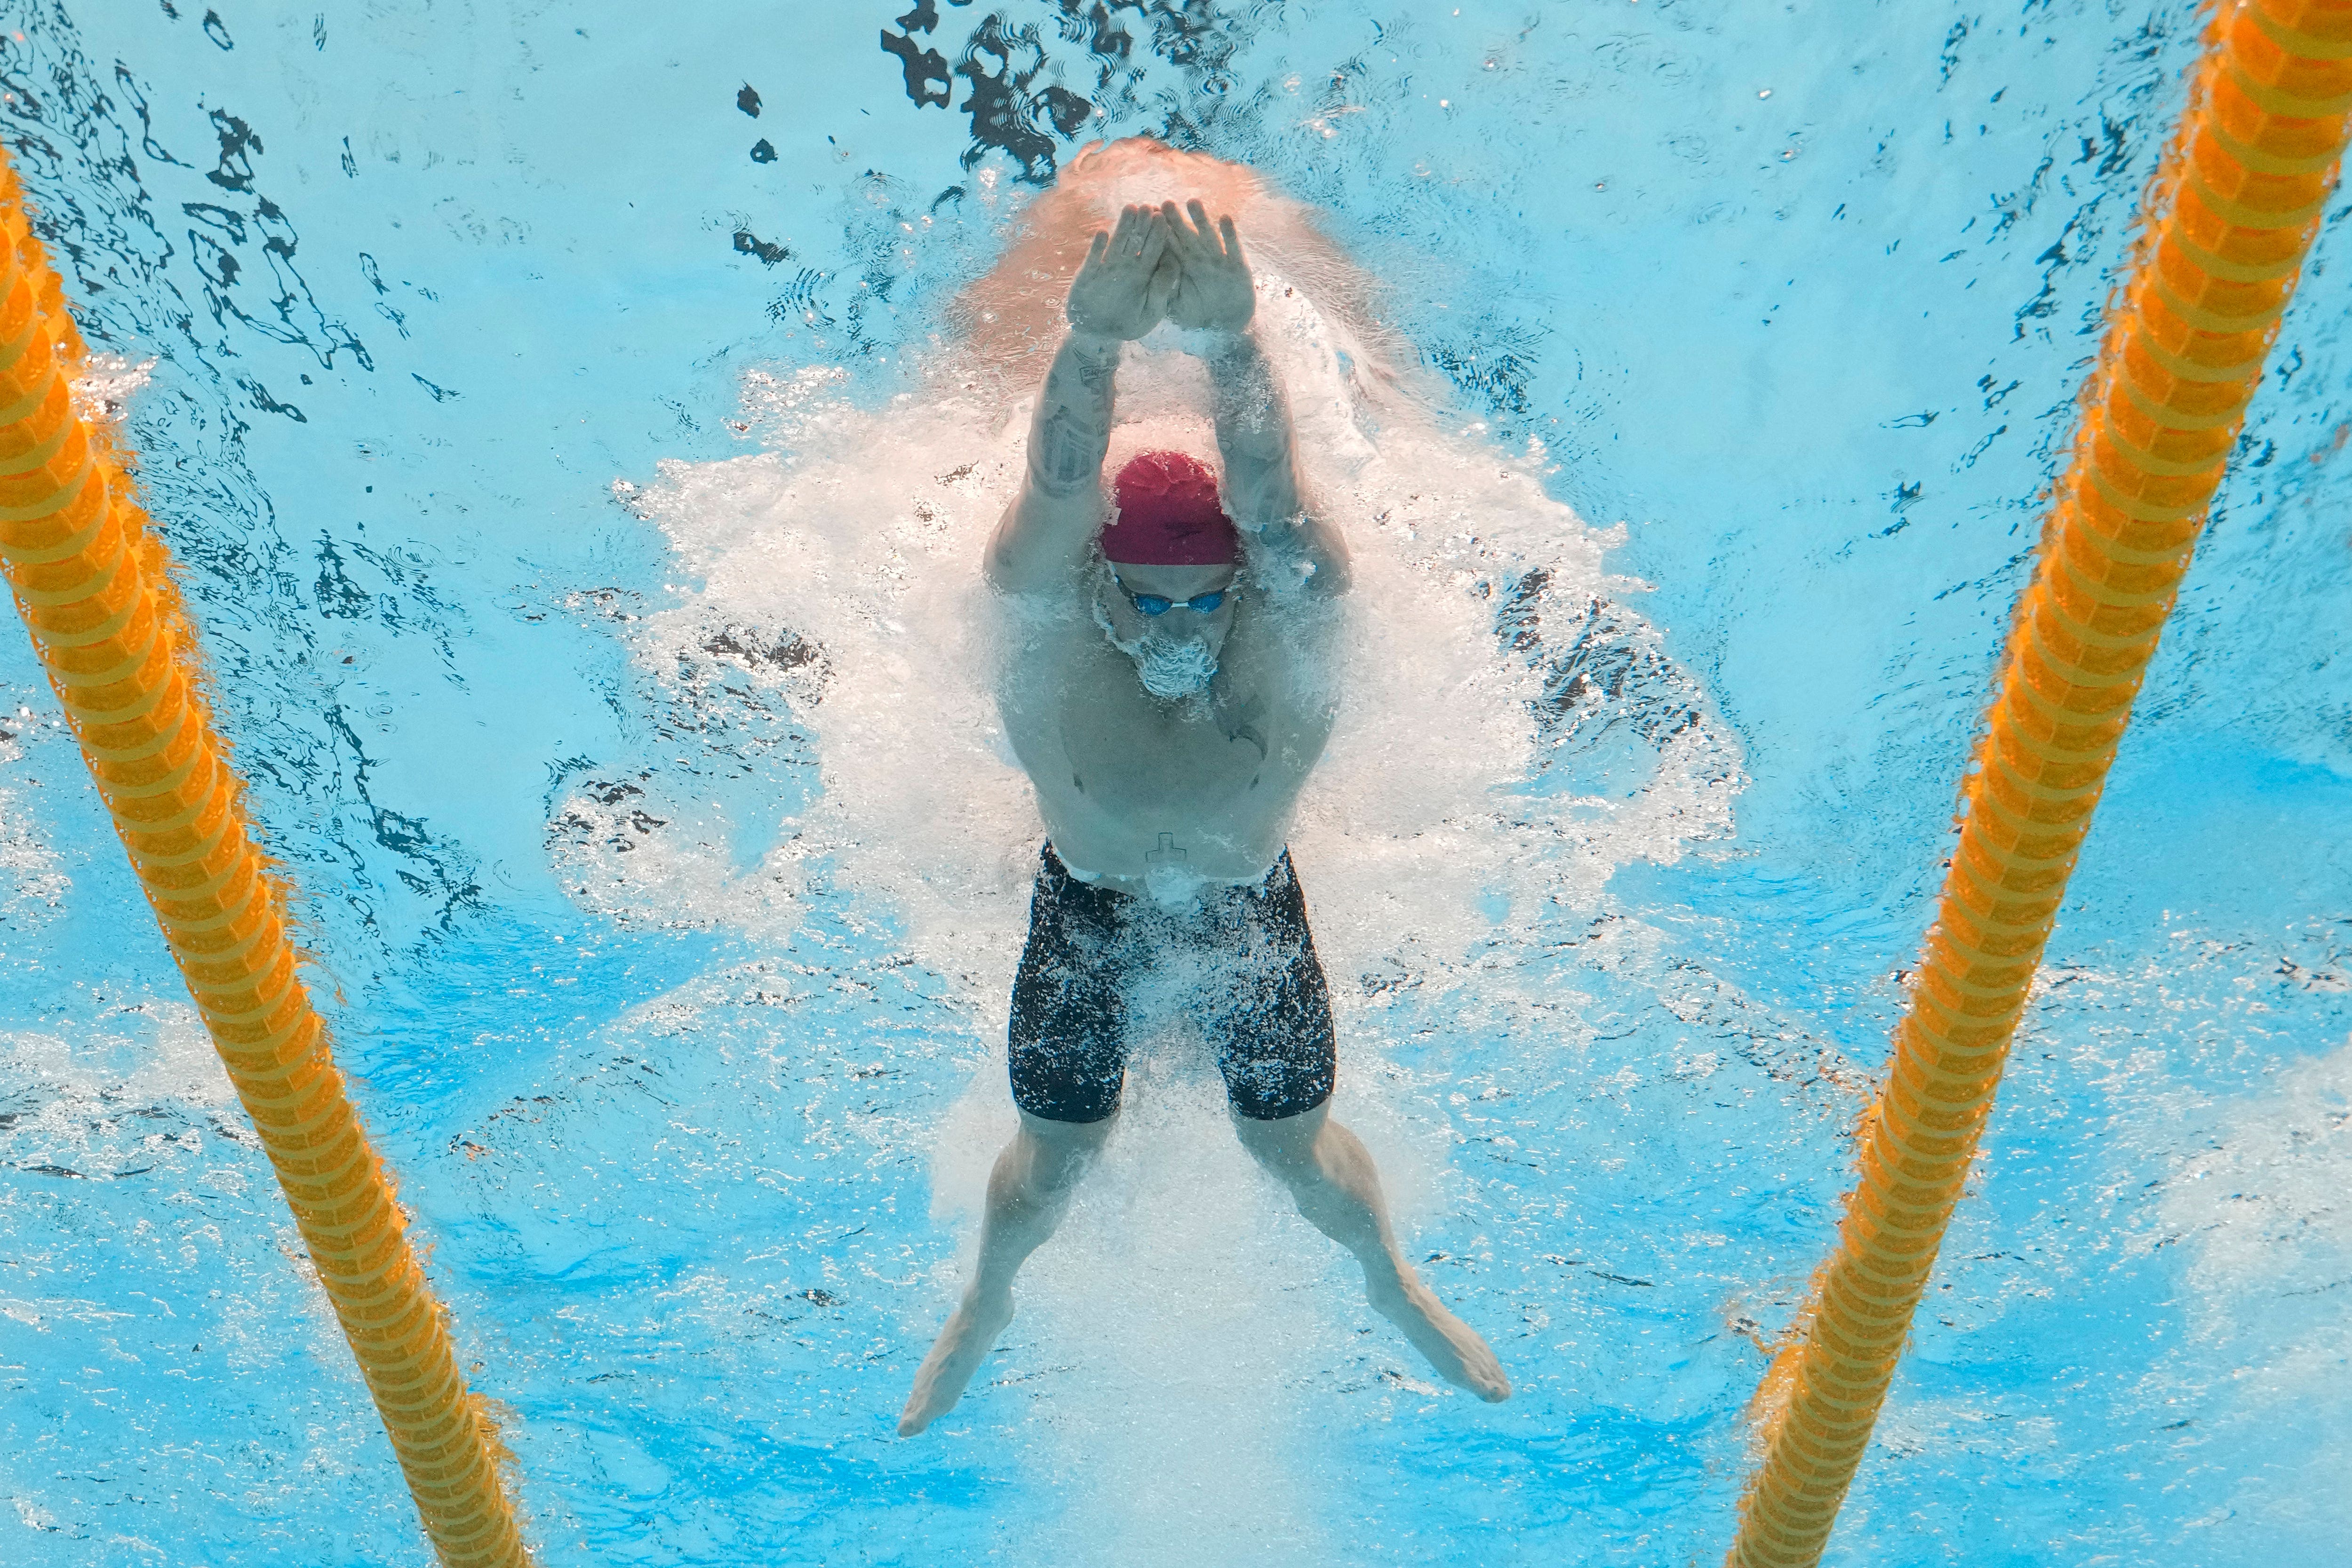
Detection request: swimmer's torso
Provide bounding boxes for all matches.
[999,601,1336,888]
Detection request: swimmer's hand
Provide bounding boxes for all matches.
[1161,199,1255,335]
[1065,205,1175,341]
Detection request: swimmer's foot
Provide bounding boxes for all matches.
[1368,1275,1512,1403]
[898,1289,1015,1436]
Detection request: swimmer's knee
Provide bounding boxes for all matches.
[1018,1106,1118,1151]
[1230,1097,1329,1159]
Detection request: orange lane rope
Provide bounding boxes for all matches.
[0,149,531,1567]
[1727,3,2352,1564]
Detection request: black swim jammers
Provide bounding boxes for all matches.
[1008,843,1338,1123]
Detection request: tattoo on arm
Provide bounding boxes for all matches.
[1027,336,1119,496]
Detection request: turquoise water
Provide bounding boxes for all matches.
[3,2,2350,1564]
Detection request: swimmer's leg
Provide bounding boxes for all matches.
[1233,1102,1511,1403]
[903,844,1129,1435]
[899,1108,1115,1436]
[1214,853,1508,1401]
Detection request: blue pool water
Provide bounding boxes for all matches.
[3,2,2350,1564]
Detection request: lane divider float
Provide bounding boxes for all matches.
[1727,4,2352,1564]
[0,146,531,1568]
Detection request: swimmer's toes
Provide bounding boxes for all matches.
[1386,1284,1510,1402]
[1443,1341,1511,1403]
[898,1293,1015,1437]
[1451,1332,1511,1402]
[896,1380,947,1438]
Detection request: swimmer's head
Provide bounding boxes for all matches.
[1093,558,1238,701]
[1101,450,1239,567]
[1090,453,1235,700]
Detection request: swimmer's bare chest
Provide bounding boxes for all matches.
[1003,625,1326,885]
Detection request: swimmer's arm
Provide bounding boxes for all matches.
[1203,330,1351,595]
[990,208,1174,593]
[986,330,1122,592]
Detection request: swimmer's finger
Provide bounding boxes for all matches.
[1184,198,1219,254]
[1137,212,1171,272]
[1108,205,1140,255]
[1218,214,1243,264]
[1155,199,1187,250]
[1147,250,1180,312]
[1083,230,1110,270]
[1133,207,1171,265]
[1158,199,1204,265]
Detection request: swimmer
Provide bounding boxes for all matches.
[898,194,1510,1435]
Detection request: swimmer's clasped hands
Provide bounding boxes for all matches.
[1066,199,1255,342]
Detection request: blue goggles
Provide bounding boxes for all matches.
[1114,576,1232,617]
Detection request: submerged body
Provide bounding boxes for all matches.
[900,151,1508,1435]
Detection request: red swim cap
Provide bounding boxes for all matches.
[1100,450,1239,565]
